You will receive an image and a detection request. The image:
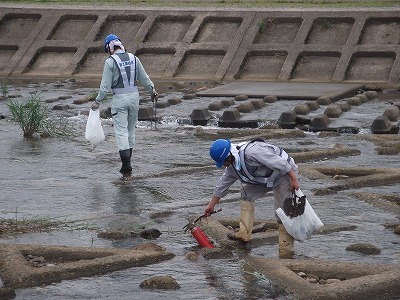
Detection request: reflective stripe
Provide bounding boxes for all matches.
[111,53,137,95]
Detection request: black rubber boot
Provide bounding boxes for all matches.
[119,149,132,177]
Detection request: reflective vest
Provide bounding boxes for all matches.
[234,139,292,188]
[110,53,138,95]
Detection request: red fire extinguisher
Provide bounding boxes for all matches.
[183,209,221,248]
[189,225,215,248]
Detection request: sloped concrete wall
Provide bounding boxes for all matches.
[0,6,399,87]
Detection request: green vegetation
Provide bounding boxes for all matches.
[1,0,400,8]
[0,82,9,97]
[7,91,74,138]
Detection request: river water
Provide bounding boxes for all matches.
[0,80,399,299]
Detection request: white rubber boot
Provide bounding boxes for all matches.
[228,200,254,243]
[278,223,294,259]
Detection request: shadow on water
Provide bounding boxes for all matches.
[0,81,399,299]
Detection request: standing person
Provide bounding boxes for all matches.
[205,138,300,259]
[91,34,157,178]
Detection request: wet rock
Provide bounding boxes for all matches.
[356,93,369,103]
[345,243,381,255]
[185,251,199,261]
[200,247,233,259]
[155,101,170,108]
[347,96,362,106]
[263,95,278,103]
[394,225,400,235]
[305,100,319,111]
[375,146,400,155]
[139,228,162,239]
[310,114,330,131]
[221,98,235,107]
[336,100,351,112]
[208,101,224,111]
[383,106,400,121]
[7,94,22,98]
[324,104,342,118]
[167,97,182,105]
[0,287,16,299]
[250,99,266,109]
[234,94,248,101]
[316,96,331,105]
[44,97,59,103]
[294,104,311,115]
[58,95,72,100]
[140,275,180,290]
[52,104,69,110]
[365,90,378,100]
[238,101,255,113]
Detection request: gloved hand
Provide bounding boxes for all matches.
[91,100,100,110]
[151,90,158,103]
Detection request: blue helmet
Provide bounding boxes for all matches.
[104,34,120,53]
[210,139,231,168]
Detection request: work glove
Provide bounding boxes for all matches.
[151,90,158,103]
[91,100,100,110]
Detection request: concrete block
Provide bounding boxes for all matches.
[365,91,378,101]
[138,106,154,121]
[263,95,278,103]
[317,96,331,105]
[167,97,182,105]
[155,101,170,108]
[208,101,225,111]
[324,104,343,118]
[219,108,240,121]
[383,106,400,121]
[250,99,266,109]
[278,110,297,129]
[221,99,235,107]
[234,94,248,101]
[238,101,255,113]
[310,114,330,131]
[305,100,319,111]
[371,115,392,134]
[356,93,369,103]
[347,96,362,106]
[190,108,211,126]
[294,104,311,115]
[336,100,351,112]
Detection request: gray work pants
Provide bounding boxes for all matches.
[111,93,140,151]
[240,172,296,222]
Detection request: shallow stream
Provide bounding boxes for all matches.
[0,80,399,299]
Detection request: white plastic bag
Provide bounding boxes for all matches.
[85,109,105,147]
[276,189,324,241]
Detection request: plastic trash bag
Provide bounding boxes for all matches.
[85,109,105,147]
[276,189,323,241]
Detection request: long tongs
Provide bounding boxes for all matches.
[183,208,222,233]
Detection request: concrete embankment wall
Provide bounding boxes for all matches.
[1,5,400,87]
